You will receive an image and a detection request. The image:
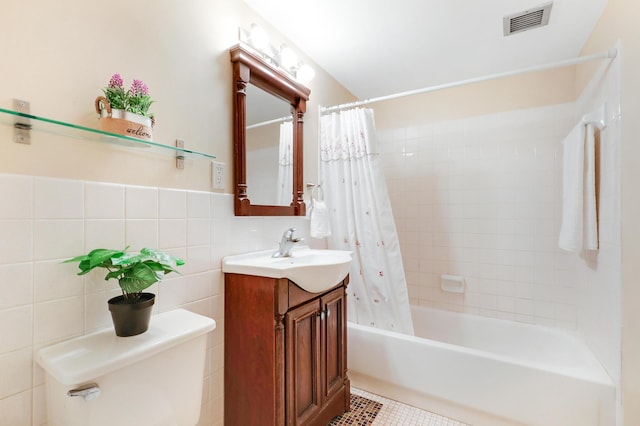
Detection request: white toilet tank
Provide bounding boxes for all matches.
[37,309,216,426]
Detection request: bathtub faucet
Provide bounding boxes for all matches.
[273,228,304,258]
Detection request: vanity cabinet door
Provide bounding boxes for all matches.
[285,300,322,426]
[321,287,347,402]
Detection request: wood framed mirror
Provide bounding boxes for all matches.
[230,44,311,216]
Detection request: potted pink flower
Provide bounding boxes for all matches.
[94,73,155,141]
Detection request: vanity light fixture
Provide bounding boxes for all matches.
[279,45,298,71]
[297,63,316,84]
[238,24,315,83]
[249,23,269,50]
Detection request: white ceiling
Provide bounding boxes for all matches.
[242,0,608,100]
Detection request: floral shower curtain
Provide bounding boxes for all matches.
[320,108,414,335]
[276,120,293,205]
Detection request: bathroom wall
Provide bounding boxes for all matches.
[573,47,622,401]
[373,66,576,130]
[378,103,580,328]
[0,173,310,425]
[0,0,354,192]
[377,59,622,367]
[578,0,640,423]
[373,65,580,329]
[0,1,354,425]
[375,43,623,416]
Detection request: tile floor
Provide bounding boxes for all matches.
[351,388,470,426]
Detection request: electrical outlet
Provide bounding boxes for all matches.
[212,161,225,189]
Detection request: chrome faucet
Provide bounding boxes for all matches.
[273,228,304,258]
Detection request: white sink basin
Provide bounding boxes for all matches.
[222,246,352,293]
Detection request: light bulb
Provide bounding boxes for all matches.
[249,24,268,50]
[297,63,315,83]
[280,45,298,71]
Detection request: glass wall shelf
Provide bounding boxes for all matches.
[0,107,216,160]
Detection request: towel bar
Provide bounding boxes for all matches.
[307,183,325,201]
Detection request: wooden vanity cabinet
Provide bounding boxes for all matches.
[224,274,350,426]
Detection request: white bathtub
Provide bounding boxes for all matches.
[347,305,615,426]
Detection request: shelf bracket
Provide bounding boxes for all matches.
[175,139,185,169]
[13,99,31,144]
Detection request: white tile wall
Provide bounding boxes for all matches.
[85,219,125,250]
[34,178,83,219]
[573,49,622,394]
[0,175,33,219]
[84,182,125,219]
[34,220,84,260]
[125,219,158,251]
[188,191,211,218]
[34,260,82,302]
[33,296,84,345]
[0,348,32,400]
[379,61,622,400]
[379,103,591,330]
[0,390,31,426]
[125,185,158,218]
[159,219,187,248]
[0,221,32,264]
[0,264,32,309]
[0,306,32,354]
[0,173,310,425]
[159,188,187,218]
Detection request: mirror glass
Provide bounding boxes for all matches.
[230,44,310,216]
[245,84,293,206]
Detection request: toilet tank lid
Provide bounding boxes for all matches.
[36,309,216,385]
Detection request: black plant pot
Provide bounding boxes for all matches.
[107,292,155,337]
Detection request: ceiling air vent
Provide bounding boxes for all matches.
[503,2,553,36]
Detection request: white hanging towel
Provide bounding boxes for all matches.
[558,122,598,252]
[310,187,332,238]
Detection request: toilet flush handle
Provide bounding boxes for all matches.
[67,383,101,401]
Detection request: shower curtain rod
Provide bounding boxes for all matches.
[320,48,618,113]
[246,115,292,130]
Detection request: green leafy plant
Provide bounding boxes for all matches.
[102,73,154,118]
[64,247,184,302]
